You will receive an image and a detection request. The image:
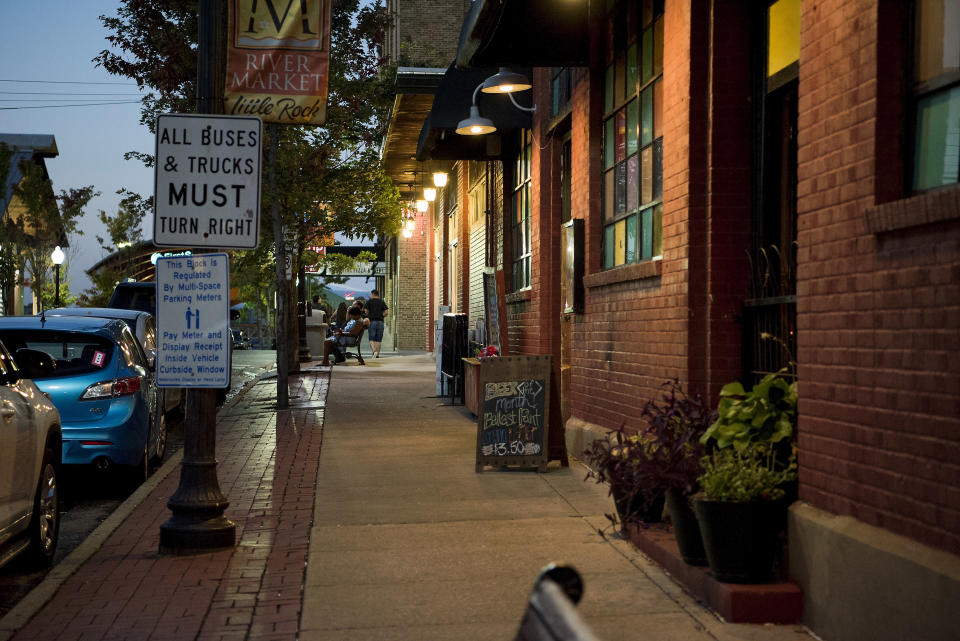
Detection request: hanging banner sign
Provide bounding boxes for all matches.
[225,0,332,126]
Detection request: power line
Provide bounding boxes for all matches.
[0,91,142,96]
[0,78,138,86]
[0,101,142,110]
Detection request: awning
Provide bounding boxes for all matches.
[380,68,445,199]
[455,0,589,69]
[415,64,532,162]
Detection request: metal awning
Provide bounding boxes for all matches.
[455,0,589,69]
[380,68,446,199]
[415,64,532,162]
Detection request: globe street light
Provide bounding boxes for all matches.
[51,246,65,308]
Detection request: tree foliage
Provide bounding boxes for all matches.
[95,0,402,266]
[0,142,97,313]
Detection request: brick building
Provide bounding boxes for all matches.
[381,1,959,639]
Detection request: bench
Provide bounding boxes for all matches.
[513,565,601,641]
[338,324,366,365]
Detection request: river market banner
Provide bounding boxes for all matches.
[226,0,332,125]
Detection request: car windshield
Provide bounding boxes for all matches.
[110,286,155,313]
[0,330,115,378]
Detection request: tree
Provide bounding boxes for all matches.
[1,147,97,313]
[96,0,404,355]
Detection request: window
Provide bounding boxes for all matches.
[551,67,573,118]
[512,129,532,290]
[601,0,663,269]
[913,0,960,192]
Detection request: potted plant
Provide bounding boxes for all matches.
[582,425,665,531]
[639,379,713,565]
[694,369,798,583]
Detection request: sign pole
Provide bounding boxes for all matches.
[159,0,235,554]
[268,123,290,408]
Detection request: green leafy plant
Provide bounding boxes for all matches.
[699,443,797,502]
[698,367,798,502]
[700,369,797,450]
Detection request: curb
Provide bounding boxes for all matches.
[0,372,267,641]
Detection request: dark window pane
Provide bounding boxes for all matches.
[625,214,637,263]
[642,27,653,83]
[604,170,615,221]
[641,145,653,204]
[616,52,626,104]
[642,0,653,27]
[615,108,627,163]
[654,17,664,77]
[914,87,960,191]
[653,203,663,256]
[627,98,639,155]
[626,43,638,98]
[604,224,615,269]
[605,117,615,168]
[653,79,663,139]
[606,13,615,64]
[641,86,653,146]
[627,154,639,211]
[641,207,653,259]
[653,138,663,200]
[615,162,627,215]
[605,65,614,113]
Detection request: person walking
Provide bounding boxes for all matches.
[364,289,388,358]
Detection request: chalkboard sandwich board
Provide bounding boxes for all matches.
[475,355,551,473]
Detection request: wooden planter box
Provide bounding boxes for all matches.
[462,357,482,415]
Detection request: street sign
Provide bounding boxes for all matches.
[155,253,231,388]
[153,113,262,249]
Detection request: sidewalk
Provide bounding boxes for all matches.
[1,354,815,641]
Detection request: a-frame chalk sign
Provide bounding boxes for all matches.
[475,355,551,473]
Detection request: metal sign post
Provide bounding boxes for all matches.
[159,0,236,554]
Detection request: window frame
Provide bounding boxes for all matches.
[600,0,664,271]
[511,129,532,291]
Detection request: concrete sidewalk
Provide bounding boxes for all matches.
[0,354,815,641]
[301,354,812,641]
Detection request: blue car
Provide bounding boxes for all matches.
[0,315,162,481]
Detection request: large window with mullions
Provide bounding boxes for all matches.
[602,0,663,269]
[512,129,532,291]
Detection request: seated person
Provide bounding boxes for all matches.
[321,307,363,366]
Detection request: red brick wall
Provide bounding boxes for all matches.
[796,0,960,554]
[394,208,427,350]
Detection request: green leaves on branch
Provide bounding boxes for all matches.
[698,444,797,502]
[700,370,797,450]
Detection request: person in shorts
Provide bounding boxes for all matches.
[364,289,388,358]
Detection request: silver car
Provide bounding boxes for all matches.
[0,339,61,569]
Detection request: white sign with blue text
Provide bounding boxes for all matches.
[155,253,231,388]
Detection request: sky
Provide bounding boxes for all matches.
[0,2,373,301]
[0,2,154,296]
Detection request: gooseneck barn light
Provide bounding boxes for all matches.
[456,68,536,137]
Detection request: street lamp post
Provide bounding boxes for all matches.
[51,246,65,308]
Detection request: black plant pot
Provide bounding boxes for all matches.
[665,489,707,566]
[612,486,665,525]
[693,498,786,583]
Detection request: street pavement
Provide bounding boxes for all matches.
[0,353,816,641]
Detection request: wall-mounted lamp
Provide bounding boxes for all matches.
[433,172,448,187]
[423,187,437,202]
[402,228,414,239]
[481,67,532,93]
[456,68,536,137]
[416,199,428,212]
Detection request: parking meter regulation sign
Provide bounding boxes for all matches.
[153,113,261,249]
[156,253,231,388]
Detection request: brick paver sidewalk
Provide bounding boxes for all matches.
[11,370,329,641]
